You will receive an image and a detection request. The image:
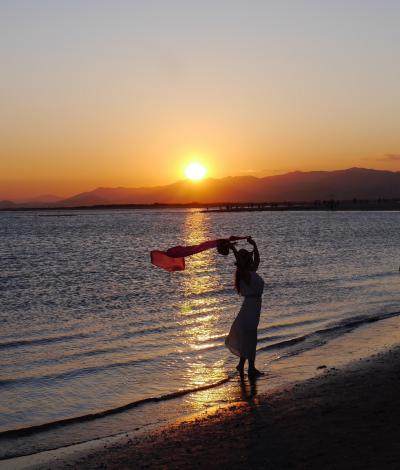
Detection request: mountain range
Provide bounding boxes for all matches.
[1,168,400,209]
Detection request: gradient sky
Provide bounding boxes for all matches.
[1,0,400,199]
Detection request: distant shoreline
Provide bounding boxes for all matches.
[1,199,400,212]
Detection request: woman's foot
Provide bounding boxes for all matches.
[248,368,264,377]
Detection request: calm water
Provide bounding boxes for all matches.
[1,209,400,456]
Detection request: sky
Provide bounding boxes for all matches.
[1,0,400,200]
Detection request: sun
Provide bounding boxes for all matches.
[185,162,207,181]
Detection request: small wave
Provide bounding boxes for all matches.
[267,269,397,291]
[38,214,76,217]
[0,332,91,351]
[258,317,327,335]
[348,270,399,283]
[257,310,400,354]
[0,373,235,439]
[193,318,327,346]
[257,333,294,345]
[112,323,176,341]
[0,356,152,388]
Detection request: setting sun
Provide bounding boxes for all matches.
[185,163,207,181]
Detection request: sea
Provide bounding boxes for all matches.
[1,209,400,460]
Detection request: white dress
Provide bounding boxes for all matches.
[225,271,264,361]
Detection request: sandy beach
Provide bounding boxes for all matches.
[13,344,398,470]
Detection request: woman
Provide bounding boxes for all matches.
[225,237,264,376]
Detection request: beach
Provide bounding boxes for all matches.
[5,343,398,470]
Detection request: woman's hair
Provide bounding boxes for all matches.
[234,249,253,294]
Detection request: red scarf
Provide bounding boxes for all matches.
[151,236,248,272]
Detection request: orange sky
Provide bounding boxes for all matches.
[1,1,400,200]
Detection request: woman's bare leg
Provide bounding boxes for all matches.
[236,357,245,374]
[248,358,263,376]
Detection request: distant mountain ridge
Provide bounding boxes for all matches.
[23,194,63,203]
[1,168,400,209]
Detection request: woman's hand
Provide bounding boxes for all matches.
[247,236,256,246]
[247,237,260,270]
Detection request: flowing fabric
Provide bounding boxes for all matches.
[150,251,186,272]
[225,271,265,360]
[150,235,248,272]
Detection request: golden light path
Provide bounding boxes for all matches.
[178,211,251,411]
[180,212,224,397]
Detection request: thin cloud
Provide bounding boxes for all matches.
[378,154,400,162]
[239,169,289,177]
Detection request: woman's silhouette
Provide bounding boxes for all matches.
[225,237,264,376]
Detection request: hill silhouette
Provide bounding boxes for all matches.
[55,168,400,206]
[1,168,400,208]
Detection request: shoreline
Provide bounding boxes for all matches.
[4,311,400,468]
[1,199,400,212]
[5,343,400,469]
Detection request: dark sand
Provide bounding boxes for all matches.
[30,347,400,469]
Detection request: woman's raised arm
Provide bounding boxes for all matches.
[247,237,260,270]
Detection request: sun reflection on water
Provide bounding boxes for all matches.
[178,212,228,398]
[176,211,261,412]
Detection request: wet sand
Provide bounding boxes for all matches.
[21,345,400,470]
